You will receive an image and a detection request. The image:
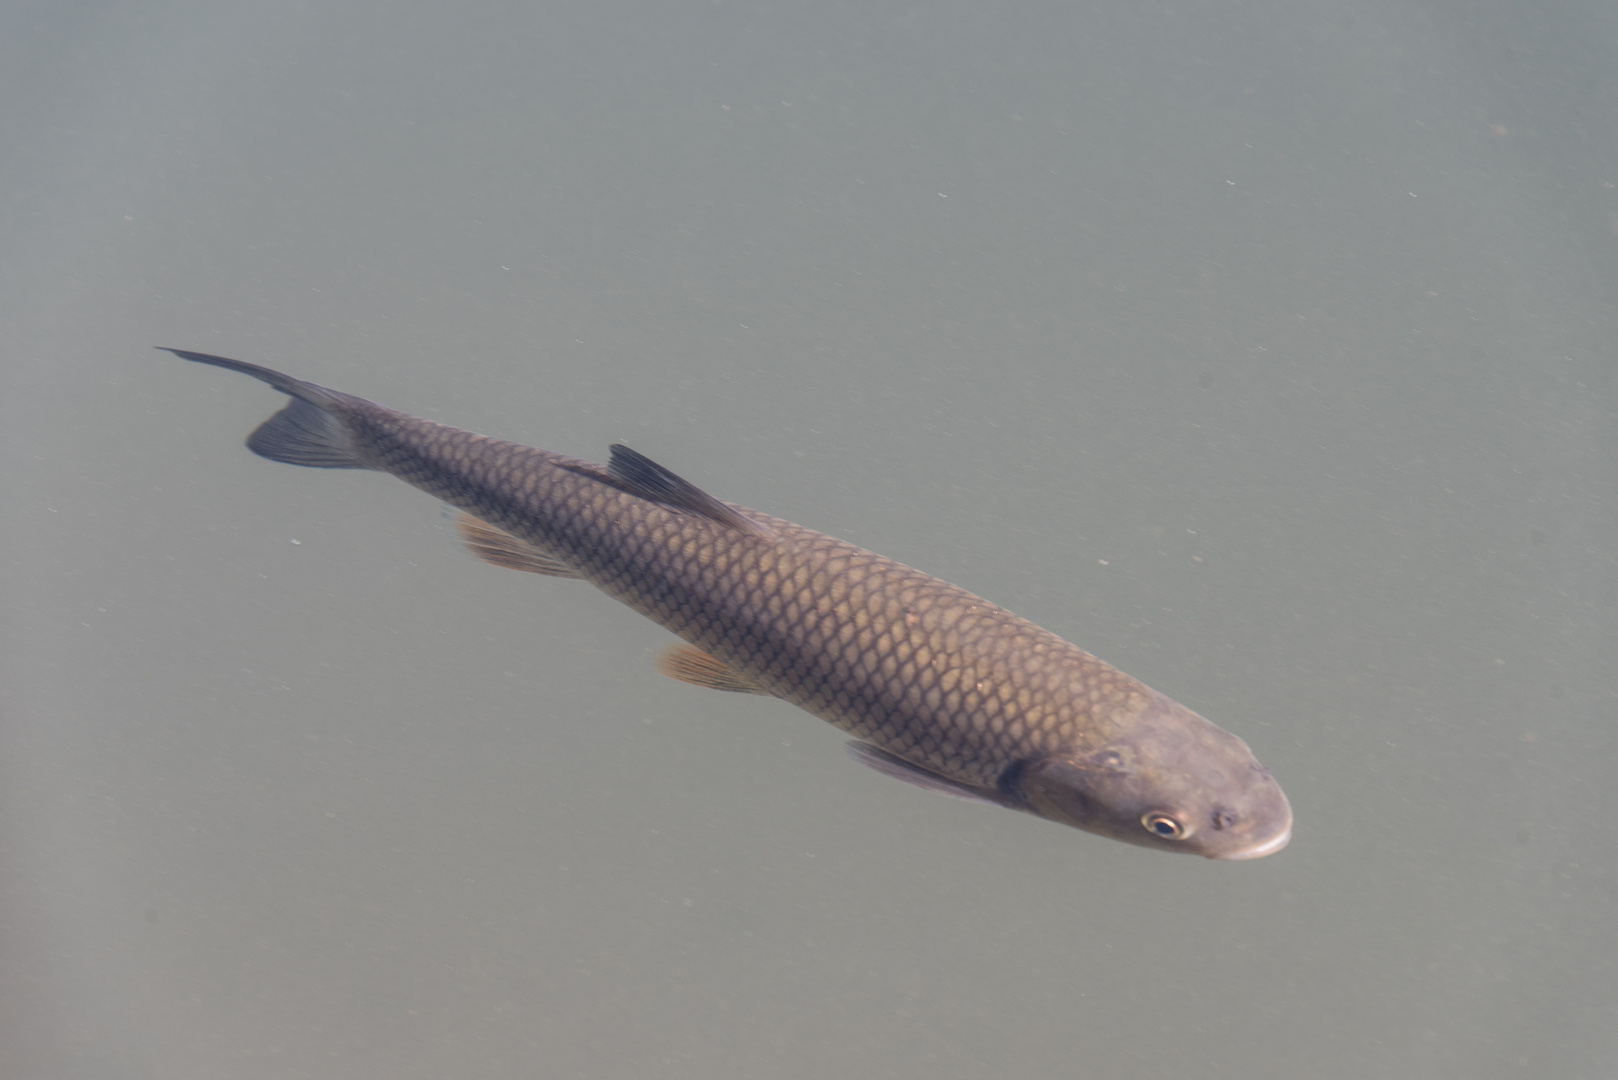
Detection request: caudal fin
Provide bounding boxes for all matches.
[161,347,371,470]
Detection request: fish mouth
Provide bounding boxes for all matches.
[1217,825,1292,860]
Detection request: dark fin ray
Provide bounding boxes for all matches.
[845,742,1011,807]
[245,396,366,468]
[656,644,772,694]
[161,348,327,398]
[454,513,582,577]
[602,444,774,537]
[161,347,370,470]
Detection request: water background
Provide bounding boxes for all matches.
[4,2,1615,1076]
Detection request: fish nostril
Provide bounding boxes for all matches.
[1211,808,1238,831]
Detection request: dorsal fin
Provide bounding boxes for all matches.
[601,444,773,537]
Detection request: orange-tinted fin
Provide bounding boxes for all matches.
[845,742,1012,807]
[454,513,582,578]
[656,643,772,694]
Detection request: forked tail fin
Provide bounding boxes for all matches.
[161,347,372,469]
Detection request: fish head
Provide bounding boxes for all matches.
[1012,690,1292,859]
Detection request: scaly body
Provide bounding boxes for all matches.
[168,348,1291,859]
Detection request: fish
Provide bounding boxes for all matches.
[165,348,1292,859]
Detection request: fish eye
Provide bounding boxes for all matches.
[1141,811,1188,840]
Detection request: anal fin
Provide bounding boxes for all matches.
[454,513,583,578]
[845,742,1010,807]
[656,644,772,694]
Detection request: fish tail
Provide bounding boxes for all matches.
[159,348,372,470]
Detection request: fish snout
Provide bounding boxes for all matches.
[1010,698,1293,859]
[1218,819,1293,860]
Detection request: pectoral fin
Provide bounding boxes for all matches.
[454,513,583,578]
[845,742,1011,807]
[656,644,772,694]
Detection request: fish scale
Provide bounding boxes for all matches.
[351,407,1125,787]
[166,347,1292,859]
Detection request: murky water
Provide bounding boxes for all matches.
[5,3,1615,1076]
